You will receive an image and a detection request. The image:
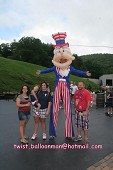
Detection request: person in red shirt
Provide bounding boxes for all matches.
[73,81,91,144]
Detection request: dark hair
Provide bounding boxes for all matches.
[39,81,48,90]
[20,85,30,96]
[78,81,85,85]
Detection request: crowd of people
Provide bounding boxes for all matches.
[99,85,113,116]
[16,81,113,145]
[105,88,113,117]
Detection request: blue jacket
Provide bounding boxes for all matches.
[40,65,86,90]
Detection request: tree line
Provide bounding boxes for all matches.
[0,36,113,79]
[0,37,53,67]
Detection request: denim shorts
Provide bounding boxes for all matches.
[18,111,31,121]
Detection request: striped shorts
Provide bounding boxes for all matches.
[32,106,47,119]
[75,112,89,130]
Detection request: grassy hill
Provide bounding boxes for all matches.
[0,57,99,92]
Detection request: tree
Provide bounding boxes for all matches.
[72,54,87,73]
[0,43,12,57]
[83,59,103,78]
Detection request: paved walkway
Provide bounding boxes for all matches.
[0,100,113,170]
[87,153,113,170]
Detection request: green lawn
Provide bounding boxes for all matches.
[0,57,99,92]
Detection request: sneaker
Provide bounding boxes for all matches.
[42,133,46,140]
[31,133,37,140]
[20,138,28,144]
[73,136,82,142]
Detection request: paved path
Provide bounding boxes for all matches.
[87,153,113,170]
[0,100,113,170]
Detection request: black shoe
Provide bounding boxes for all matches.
[109,113,113,117]
[65,137,72,140]
[49,136,55,140]
[105,112,109,116]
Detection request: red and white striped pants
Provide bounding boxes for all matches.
[53,81,72,137]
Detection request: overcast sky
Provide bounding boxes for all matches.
[0,0,113,55]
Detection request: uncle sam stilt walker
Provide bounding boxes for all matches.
[36,32,91,139]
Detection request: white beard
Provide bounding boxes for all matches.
[59,68,70,77]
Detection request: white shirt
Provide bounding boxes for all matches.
[71,85,78,94]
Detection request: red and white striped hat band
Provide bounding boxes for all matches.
[52,32,69,48]
[52,32,67,40]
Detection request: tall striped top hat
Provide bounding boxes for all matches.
[52,32,69,48]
